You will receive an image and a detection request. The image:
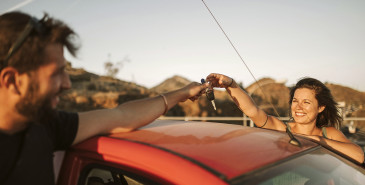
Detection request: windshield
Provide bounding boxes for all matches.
[233,147,365,185]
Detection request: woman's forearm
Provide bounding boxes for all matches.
[226,81,260,117]
[307,135,364,163]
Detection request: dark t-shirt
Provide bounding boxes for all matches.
[0,111,78,185]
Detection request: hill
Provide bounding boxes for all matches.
[59,63,365,121]
[150,75,191,93]
[326,83,365,109]
[245,78,290,116]
[58,63,152,112]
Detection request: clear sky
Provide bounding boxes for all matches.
[1,0,365,91]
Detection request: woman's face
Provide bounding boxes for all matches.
[291,88,325,125]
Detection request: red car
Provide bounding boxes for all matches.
[57,120,365,185]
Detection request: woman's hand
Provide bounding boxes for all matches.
[206,73,234,88]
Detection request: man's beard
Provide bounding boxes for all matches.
[15,81,58,124]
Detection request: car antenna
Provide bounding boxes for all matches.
[201,0,280,117]
[201,0,302,147]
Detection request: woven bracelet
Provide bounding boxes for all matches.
[228,78,234,87]
[257,115,269,128]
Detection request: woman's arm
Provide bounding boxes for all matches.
[303,128,364,163]
[206,73,285,131]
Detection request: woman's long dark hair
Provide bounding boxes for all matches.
[289,77,342,129]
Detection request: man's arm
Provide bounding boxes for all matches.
[72,82,208,145]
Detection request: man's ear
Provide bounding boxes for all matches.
[0,67,21,95]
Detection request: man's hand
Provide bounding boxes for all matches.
[181,82,209,102]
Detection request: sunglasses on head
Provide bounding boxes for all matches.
[1,14,48,69]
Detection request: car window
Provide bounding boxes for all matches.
[78,164,159,185]
[261,172,309,185]
[234,147,365,185]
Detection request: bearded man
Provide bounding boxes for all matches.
[0,12,208,185]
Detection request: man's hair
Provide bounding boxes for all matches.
[0,11,79,73]
[289,77,343,129]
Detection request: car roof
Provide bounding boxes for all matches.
[105,120,318,180]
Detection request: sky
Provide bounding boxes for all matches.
[1,0,365,91]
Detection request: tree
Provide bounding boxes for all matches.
[104,54,130,78]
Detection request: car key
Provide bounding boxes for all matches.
[201,79,216,110]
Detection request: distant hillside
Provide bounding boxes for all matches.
[245,78,290,116]
[60,63,365,123]
[150,75,191,93]
[326,83,365,108]
[58,63,152,112]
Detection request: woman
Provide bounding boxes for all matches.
[206,73,364,163]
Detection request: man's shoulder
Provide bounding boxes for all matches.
[57,110,78,117]
[55,111,79,123]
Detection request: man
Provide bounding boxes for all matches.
[0,12,208,185]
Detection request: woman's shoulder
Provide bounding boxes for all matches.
[324,126,348,140]
[324,126,341,133]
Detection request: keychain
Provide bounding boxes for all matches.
[201,79,216,110]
